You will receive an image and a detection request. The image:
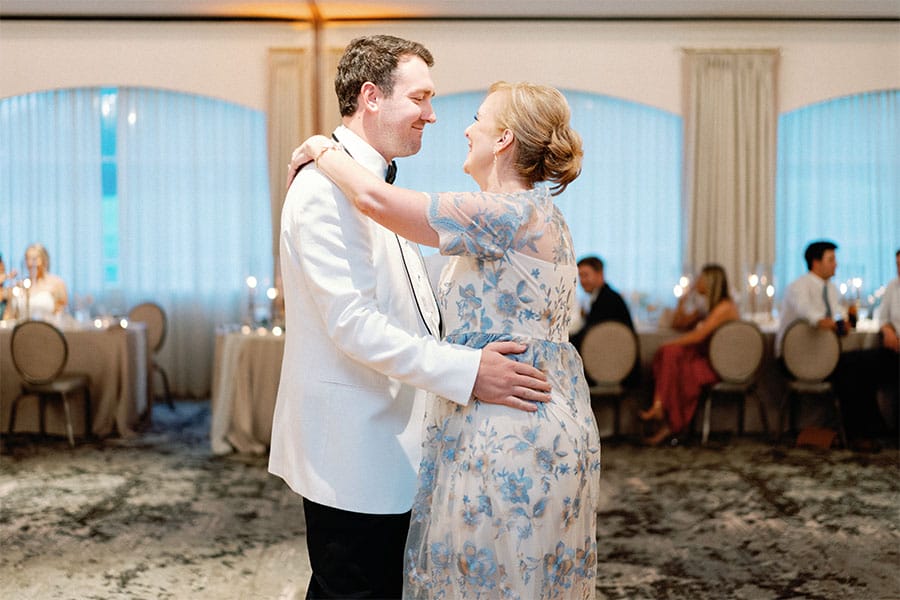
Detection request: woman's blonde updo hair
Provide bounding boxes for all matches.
[489,81,583,196]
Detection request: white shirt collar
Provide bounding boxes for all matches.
[332,125,392,180]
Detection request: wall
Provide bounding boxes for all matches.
[1,19,898,114]
[0,21,312,110]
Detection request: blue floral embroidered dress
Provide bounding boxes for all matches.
[404,186,601,599]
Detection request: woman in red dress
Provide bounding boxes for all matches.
[639,264,739,445]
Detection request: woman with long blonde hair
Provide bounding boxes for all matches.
[639,263,738,445]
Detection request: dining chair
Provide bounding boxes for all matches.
[581,321,639,438]
[128,302,173,409]
[8,320,92,447]
[699,319,769,445]
[778,319,846,448]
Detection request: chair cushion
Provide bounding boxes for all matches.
[22,374,90,395]
[589,382,625,397]
[711,381,753,394]
[788,380,833,394]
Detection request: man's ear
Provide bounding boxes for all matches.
[360,82,380,111]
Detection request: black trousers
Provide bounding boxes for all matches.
[303,497,411,599]
[833,348,899,437]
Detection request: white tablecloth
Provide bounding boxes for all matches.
[210,330,284,455]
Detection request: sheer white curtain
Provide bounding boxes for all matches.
[116,88,272,396]
[0,89,104,291]
[683,49,779,299]
[1,87,272,397]
[399,90,683,313]
[775,89,900,307]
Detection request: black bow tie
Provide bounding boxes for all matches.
[385,161,397,184]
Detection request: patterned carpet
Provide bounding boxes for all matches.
[1,401,898,600]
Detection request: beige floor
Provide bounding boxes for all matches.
[1,400,898,600]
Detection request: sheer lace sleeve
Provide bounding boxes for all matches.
[426,190,550,260]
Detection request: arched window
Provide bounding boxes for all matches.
[397,89,683,320]
[775,89,899,310]
[0,87,272,394]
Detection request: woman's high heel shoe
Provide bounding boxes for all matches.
[643,424,673,447]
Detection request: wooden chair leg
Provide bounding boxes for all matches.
[84,388,93,440]
[613,396,621,438]
[754,390,770,441]
[156,363,174,410]
[777,391,791,443]
[39,395,48,436]
[832,392,848,449]
[701,393,712,446]
[8,395,22,435]
[61,395,75,448]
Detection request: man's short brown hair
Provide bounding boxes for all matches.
[335,35,434,117]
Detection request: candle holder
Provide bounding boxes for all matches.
[743,263,773,324]
[244,275,258,327]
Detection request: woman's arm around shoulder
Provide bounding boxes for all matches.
[298,135,439,247]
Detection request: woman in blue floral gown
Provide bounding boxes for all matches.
[297,81,601,599]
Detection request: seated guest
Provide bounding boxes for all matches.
[639,264,738,445]
[3,243,68,319]
[0,252,17,318]
[776,240,844,355]
[667,280,708,331]
[570,255,634,348]
[878,249,900,354]
[569,256,638,386]
[874,249,900,430]
[778,240,888,447]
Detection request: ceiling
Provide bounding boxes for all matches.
[1,0,898,21]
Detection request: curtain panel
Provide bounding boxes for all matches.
[1,87,273,397]
[775,89,900,304]
[115,88,272,396]
[683,49,779,301]
[0,89,104,292]
[267,48,314,282]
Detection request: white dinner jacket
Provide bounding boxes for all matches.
[268,127,481,515]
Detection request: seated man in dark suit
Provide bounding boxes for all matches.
[570,256,638,385]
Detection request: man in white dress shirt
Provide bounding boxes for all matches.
[778,240,889,446]
[268,35,551,599]
[874,249,900,429]
[877,249,900,353]
[776,240,844,356]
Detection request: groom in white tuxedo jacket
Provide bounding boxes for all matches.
[268,35,550,599]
